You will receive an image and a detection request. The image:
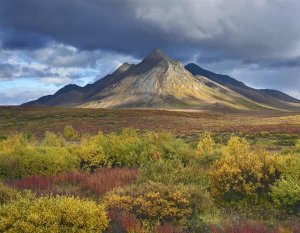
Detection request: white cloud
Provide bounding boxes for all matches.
[0,43,139,85]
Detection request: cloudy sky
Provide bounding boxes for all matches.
[0,0,300,105]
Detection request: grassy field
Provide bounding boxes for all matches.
[1,106,300,136]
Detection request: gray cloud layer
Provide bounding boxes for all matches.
[0,0,300,104]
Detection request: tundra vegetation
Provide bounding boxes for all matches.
[0,125,299,233]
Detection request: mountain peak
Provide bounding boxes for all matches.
[150,48,165,57]
[142,48,173,65]
[23,50,300,111]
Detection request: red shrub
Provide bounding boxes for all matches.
[211,221,279,233]
[6,175,53,194]
[156,223,183,233]
[78,168,138,195]
[282,219,300,233]
[107,209,183,233]
[108,209,143,232]
[7,168,138,197]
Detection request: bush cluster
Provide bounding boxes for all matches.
[74,129,193,171]
[0,134,78,179]
[270,154,300,214]
[0,193,108,233]
[0,182,20,205]
[0,129,300,232]
[209,137,283,200]
[0,129,193,179]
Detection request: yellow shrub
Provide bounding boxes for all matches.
[0,134,78,179]
[63,125,78,140]
[210,136,282,200]
[0,134,31,157]
[0,195,108,233]
[42,131,65,147]
[197,132,215,156]
[296,139,300,149]
[0,183,20,205]
[75,137,107,171]
[104,182,192,227]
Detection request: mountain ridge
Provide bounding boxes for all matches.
[185,63,300,107]
[23,49,300,111]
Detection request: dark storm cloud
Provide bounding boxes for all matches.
[0,0,300,104]
[1,0,300,64]
[0,28,51,50]
[0,0,167,57]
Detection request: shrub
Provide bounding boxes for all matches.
[0,195,108,233]
[270,155,300,214]
[197,132,215,157]
[0,147,78,179]
[271,177,300,215]
[0,134,31,157]
[210,136,282,200]
[107,209,143,233]
[104,129,146,167]
[105,182,216,232]
[7,168,138,197]
[74,136,107,171]
[74,129,194,169]
[295,139,300,149]
[107,210,183,233]
[0,183,20,205]
[41,131,65,147]
[143,131,194,163]
[195,133,221,168]
[63,125,78,140]
[212,221,279,233]
[138,159,207,187]
[104,182,192,228]
[0,134,78,179]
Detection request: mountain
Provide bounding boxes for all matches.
[185,63,300,110]
[24,49,300,111]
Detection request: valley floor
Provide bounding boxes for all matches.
[1,106,300,137]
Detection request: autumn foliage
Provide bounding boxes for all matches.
[0,128,300,232]
[0,194,108,233]
[210,136,283,200]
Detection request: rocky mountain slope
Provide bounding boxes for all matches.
[185,63,300,110]
[24,49,300,111]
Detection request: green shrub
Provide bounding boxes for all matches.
[42,131,65,147]
[0,183,20,205]
[0,195,108,233]
[63,125,78,140]
[270,177,300,214]
[143,131,194,163]
[270,154,300,214]
[138,159,207,187]
[73,129,194,169]
[100,129,148,167]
